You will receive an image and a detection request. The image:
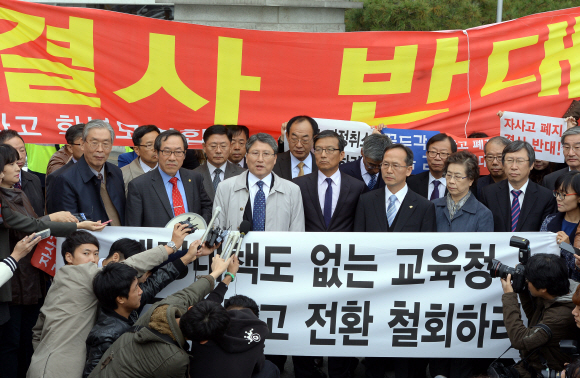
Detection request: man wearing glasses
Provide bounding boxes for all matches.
[273,115,319,180]
[51,119,126,226]
[480,140,556,232]
[126,130,212,227]
[121,125,160,193]
[543,126,580,190]
[407,133,457,200]
[476,136,510,199]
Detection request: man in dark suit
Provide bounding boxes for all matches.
[51,120,125,225]
[339,133,392,191]
[194,125,245,202]
[354,143,435,378]
[273,115,318,180]
[542,126,580,189]
[293,130,365,378]
[481,140,556,232]
[407,133,457,200]
[477,136,510,198]
[227,125,249,169]
[126,130,212,227]
[0,130,44,216]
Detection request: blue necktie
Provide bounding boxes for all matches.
[253,181,266,231]
[511,190,522,232]
[430,180,441,200]
[387,194,397,227]
[367,174,377,190]
[324,178,333,229]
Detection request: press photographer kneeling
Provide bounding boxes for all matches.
[498,251,580,377]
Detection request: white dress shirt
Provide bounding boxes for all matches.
[207,161,227,182]
[360,158,377,187]
[385,184,409,219]
[236,157,245,169]
[291,153,313,179]
[318,170,341,218]
[509,180,529,209]
[139,158,157,173]
[248,172,273,212]
[428,172,446,199]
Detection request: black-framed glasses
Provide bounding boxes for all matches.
[427,151,450,159]
[137,144,155,150]
[314,147,338,154]
[160,150,185,157]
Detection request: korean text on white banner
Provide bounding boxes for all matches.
[56,229,559,358]
[500,111,565,163]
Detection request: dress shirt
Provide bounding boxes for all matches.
[318,170,341,218]
[235,157,245,169]
[291,153,313,179]
[88,165,105,178]
[159,168,189,214]
[360,158,377,187]
[508,180,529,209]
[72,157,78,163]
[207,161,227,182]
[385,184,409,219]
[428,172,446,199]
[139,158,157,173]
[248,172,272,212]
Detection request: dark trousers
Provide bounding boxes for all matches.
[365,357,428,378]
[0,303,42,378]
[429,358,473,378]
[328,357,358,378]
[252,360,280,378]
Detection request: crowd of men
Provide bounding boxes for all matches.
[2,115,580,378]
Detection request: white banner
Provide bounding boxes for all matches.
[500,111,565,163]
[56,229,559,358]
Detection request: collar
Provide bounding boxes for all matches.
[139,158,157,173]
[385,183,408,203]
[360,158,370,177]
[207,161,227,176]
[159,168,182,184]
[88,163,105,178]
[72,157,78,163]
[248,171,272,190]
[508,179,529,194]
[318,169,341,186]
[429,171,446,186]
[290,152,312,170]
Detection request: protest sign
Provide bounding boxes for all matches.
[500,111,565,163]
[56,228,558,358]
[315,118,372,164]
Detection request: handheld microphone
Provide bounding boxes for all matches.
[221,232,240,260]
[200,206,221,248]
[234,220,252,258]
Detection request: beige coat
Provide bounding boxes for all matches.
[120,157,145,194]
[27,245,168,378]
[213,171,305,232]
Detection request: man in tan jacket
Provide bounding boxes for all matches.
[121,125,160,193]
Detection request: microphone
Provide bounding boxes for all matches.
[200,206,221,247]
[220,232,240,260]
[234,220,252,258]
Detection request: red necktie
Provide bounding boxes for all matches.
[169,177,185,216]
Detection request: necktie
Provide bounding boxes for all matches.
[430,180,441,200]
[97,173,103,182]
[387,194,397,227]
[253,181,266,231]
[14,181,21,190]
[169,177,185,216]
[212,168,222,192]
[511,190,522,232]
[324,178,333,229]
[367,174,377,190]
[297,162,305,177]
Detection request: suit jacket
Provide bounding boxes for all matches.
[406,171,451,200]
[541,167,570,190]
[353,187,436,232]
[21,169,44,217]
[193,161,245,202]
[213,171,305,232]
[51,156,126,225]
[117,151,138,168]
[479,179,557,232]
[46,160,75,214]
[46,147,71,175]
[476,175,495,200]
[293,171,366,232]
[121,158,145,194]
[339,157,385,191]
[126,168,212,227]
[272,151,318,181]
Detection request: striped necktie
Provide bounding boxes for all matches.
[510,190,522,232]
[387,194,397,227]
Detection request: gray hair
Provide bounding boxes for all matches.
[362,133,392,161]
[502,140,535,167]
[83,119,115,143]
[484,136,510,154]
[246,133,277,154]
[562,126,580,144]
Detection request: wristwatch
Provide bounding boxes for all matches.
[167,241,177,253]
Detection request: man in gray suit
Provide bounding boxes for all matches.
[126,130,212,227]
[193,125,244,202]
[121,125,160,193]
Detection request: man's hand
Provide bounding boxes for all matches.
[137,271,152,284]
[227,255,240,276]
[566,116,578,129]
[199,241,221,256]
[181,240,201,265]
[556,231,570,245]
[171,223,191,250]
[279,122,288,142]
[372,123,386,134]
[210,255,232,280]
[501,273,514,293]
[49,211,79,223]
[11,234,41,262]
[497,110,504,118]
[78,221,106,232]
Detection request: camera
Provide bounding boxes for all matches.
[488,236,531,293]
[177,217,199,234]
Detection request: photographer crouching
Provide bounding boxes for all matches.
[500,253,580,377]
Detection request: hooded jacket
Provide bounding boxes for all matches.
[189,308,269,378]
[502,279,580,378]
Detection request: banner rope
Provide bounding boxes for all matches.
[463,29,472,138]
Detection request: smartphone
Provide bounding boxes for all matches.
[560,242,580,255]
[36,228,51,240]
[101,220,112,226]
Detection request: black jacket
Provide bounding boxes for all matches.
[339,157,384,191]
[82,259,187,378]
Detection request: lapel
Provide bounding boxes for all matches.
[516,181,537,232]
[181,169,196,212]
[306,173,326,228]
[394,190,418,232]
[20,170,32,190]
[419,172,430,198]
[77,156,97,185]
[280,151,292,179]
[129,158,144,179]
[495,180,511,230]
[354,158,364,181]
[372,187,389,231]
[151,168,174,219]
[224,161,237,180]
[330,173,350,227]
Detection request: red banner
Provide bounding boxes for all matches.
[30,236,57,276]
[0,0,578,145]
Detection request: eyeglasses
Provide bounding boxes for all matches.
[553,190,578,200]
[485,155,502,162]
[314,147,339,154]
[427,151,450,159]
[445,173,468,181]
[248,151,275,159]
[289,135,312,145]
[85,141,112,150]
[380,162,408,170]
[363,157,381,170]
[70,143,82,147]
[206,143,229,151]
[504,158,529,166]
[137,144,155,150]
[160,149,185,157]
[563,145,580,153]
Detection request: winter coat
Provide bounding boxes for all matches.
[88,275,215,378]
[502,279,580,378]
